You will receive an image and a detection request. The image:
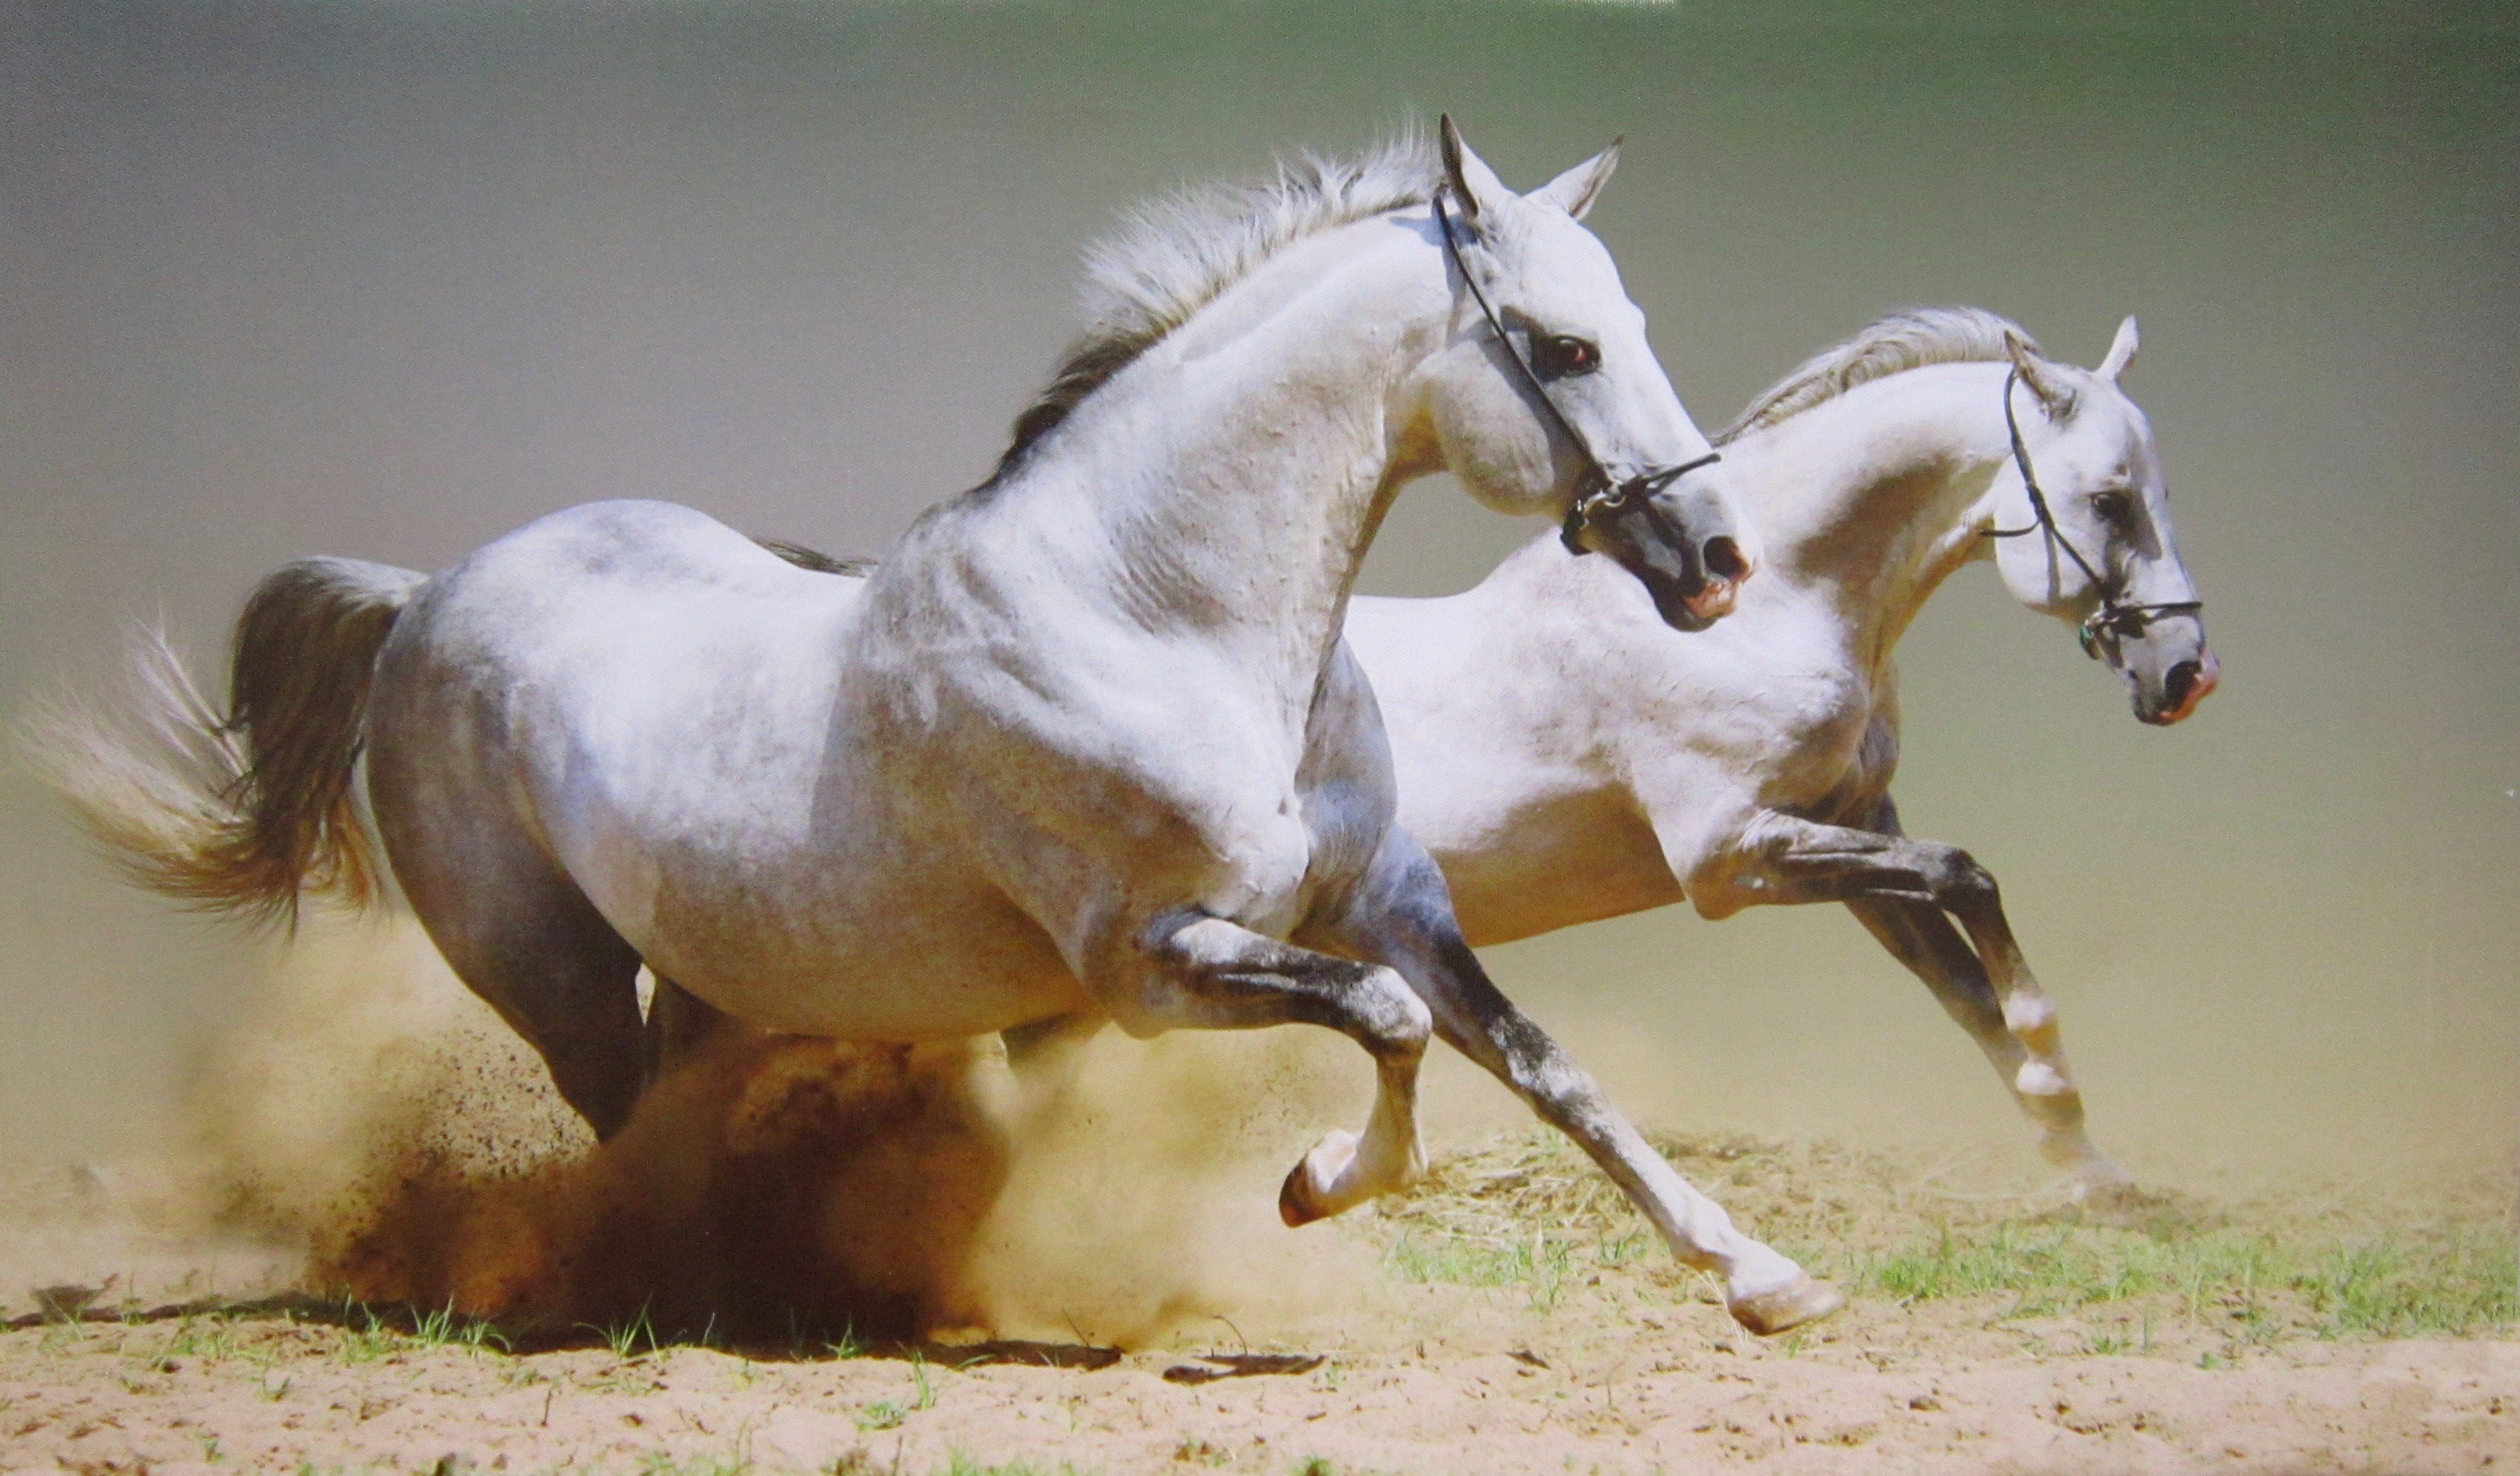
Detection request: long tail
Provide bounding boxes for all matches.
[21,557,427,927]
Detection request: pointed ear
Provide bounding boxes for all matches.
[1531,138,1622,220]
[2097,314,2139,383]
[2005,328,2080,420]
[1437,114,1511,225]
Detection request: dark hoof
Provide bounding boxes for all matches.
[1278,1162,1324,1229]
[1728,1275,1845,1336]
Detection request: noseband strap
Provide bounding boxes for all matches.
[1432,188,1721,555]
[1985,368,2202,660]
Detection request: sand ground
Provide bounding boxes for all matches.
[6,1131,2513,1476]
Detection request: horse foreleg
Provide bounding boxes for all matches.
[1718,805,2124,1195]
[1319,840,1841,1336]
[1110,911,1431,1225]
[1843,896,2125,1190]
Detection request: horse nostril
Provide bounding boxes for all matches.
[1702,536,1748,584]
[2165,659,2202,709]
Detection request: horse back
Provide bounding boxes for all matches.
[369,502,865,924]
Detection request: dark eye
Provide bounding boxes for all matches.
[1532,334,1601,378]
[2092,489,2137,528]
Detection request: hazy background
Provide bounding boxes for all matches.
[4,1,2513,1181]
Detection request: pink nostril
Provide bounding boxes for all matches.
[1702,536,1750,586]
[2163,652,2219,722]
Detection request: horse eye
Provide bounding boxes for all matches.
[2092,490,2136,527]
[1533,334,1601,378]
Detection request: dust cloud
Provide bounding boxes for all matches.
[2,914,1381,1348]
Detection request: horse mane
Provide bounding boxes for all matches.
[991,130,1441,478]
[1713,306,2039,445]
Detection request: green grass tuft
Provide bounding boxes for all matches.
[1859,1219,2516,1342]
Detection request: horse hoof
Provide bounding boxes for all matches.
[1728,1275,1845,1336]
[1278,1162,1325,1228]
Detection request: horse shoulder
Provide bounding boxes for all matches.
[859,558,1324,945]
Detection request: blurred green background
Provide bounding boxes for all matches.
[4,1,2512,1177]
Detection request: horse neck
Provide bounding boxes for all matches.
[1726,361,2016,666]
[991,221,1440,695]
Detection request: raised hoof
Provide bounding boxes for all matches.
[1727,1275,1846,1337]
[1278,1161,1325,1228]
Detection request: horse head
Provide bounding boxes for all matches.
[1405,116,1754,631]
[1987,317,2217,725]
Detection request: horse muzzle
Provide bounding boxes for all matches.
[2126,638,2219,726]
[1571,477,1756,632]
[2145,649,2219,725]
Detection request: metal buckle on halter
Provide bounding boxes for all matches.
[2077,607,2121,660]
[2078,600,2202,661]
[1559,474,1631,552]
[1559,455,1722,554]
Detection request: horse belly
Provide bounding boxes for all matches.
[1429,787,1682,947]
[546,720,1091,1040]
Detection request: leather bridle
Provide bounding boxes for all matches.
[1986,367,2202,660]
[1432,187,1722,557]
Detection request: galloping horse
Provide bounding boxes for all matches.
[1347,309,2216,1194]
[44,122,1845,1335]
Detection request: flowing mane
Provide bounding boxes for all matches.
[994,132,1441,474]
[1713,306,2037,444]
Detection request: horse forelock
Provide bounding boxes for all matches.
[1714,307,2039,445]
[989,131,1442,478]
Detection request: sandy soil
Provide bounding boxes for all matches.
[4,925,2511,1474]
[6,1137,2513,1476]
[4,1271,2514,1475]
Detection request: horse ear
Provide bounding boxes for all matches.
[1531,138,1622,220]
[1438,115,1510,225]
[2097,315,2140,383]
[2005,328,2079,420]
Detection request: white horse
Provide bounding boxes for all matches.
[43,122,1848,1335]
[1345,308,2217,1194]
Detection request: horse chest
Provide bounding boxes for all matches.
[1746,668,1893,820]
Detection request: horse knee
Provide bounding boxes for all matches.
[1356,965,1433,1061]
[1930,848,1999,911]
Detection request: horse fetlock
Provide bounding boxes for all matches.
[2014,1058,2075,1099]
[2001,992,2055,1037]
[1277,1126,1416,1227]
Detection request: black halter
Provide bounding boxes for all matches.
[1432,187,1721,555]
[1985,367,2202,660]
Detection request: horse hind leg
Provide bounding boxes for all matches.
[389,834,649,1140]
[643,973,739,1088]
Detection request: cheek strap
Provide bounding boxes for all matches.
[1982,368,2200,661]
[1432,187,1722,558]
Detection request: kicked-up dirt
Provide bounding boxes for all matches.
[2,920,2513,1474]
[4,1127,2513,1475]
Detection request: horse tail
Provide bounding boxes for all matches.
[22,557,426,928]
